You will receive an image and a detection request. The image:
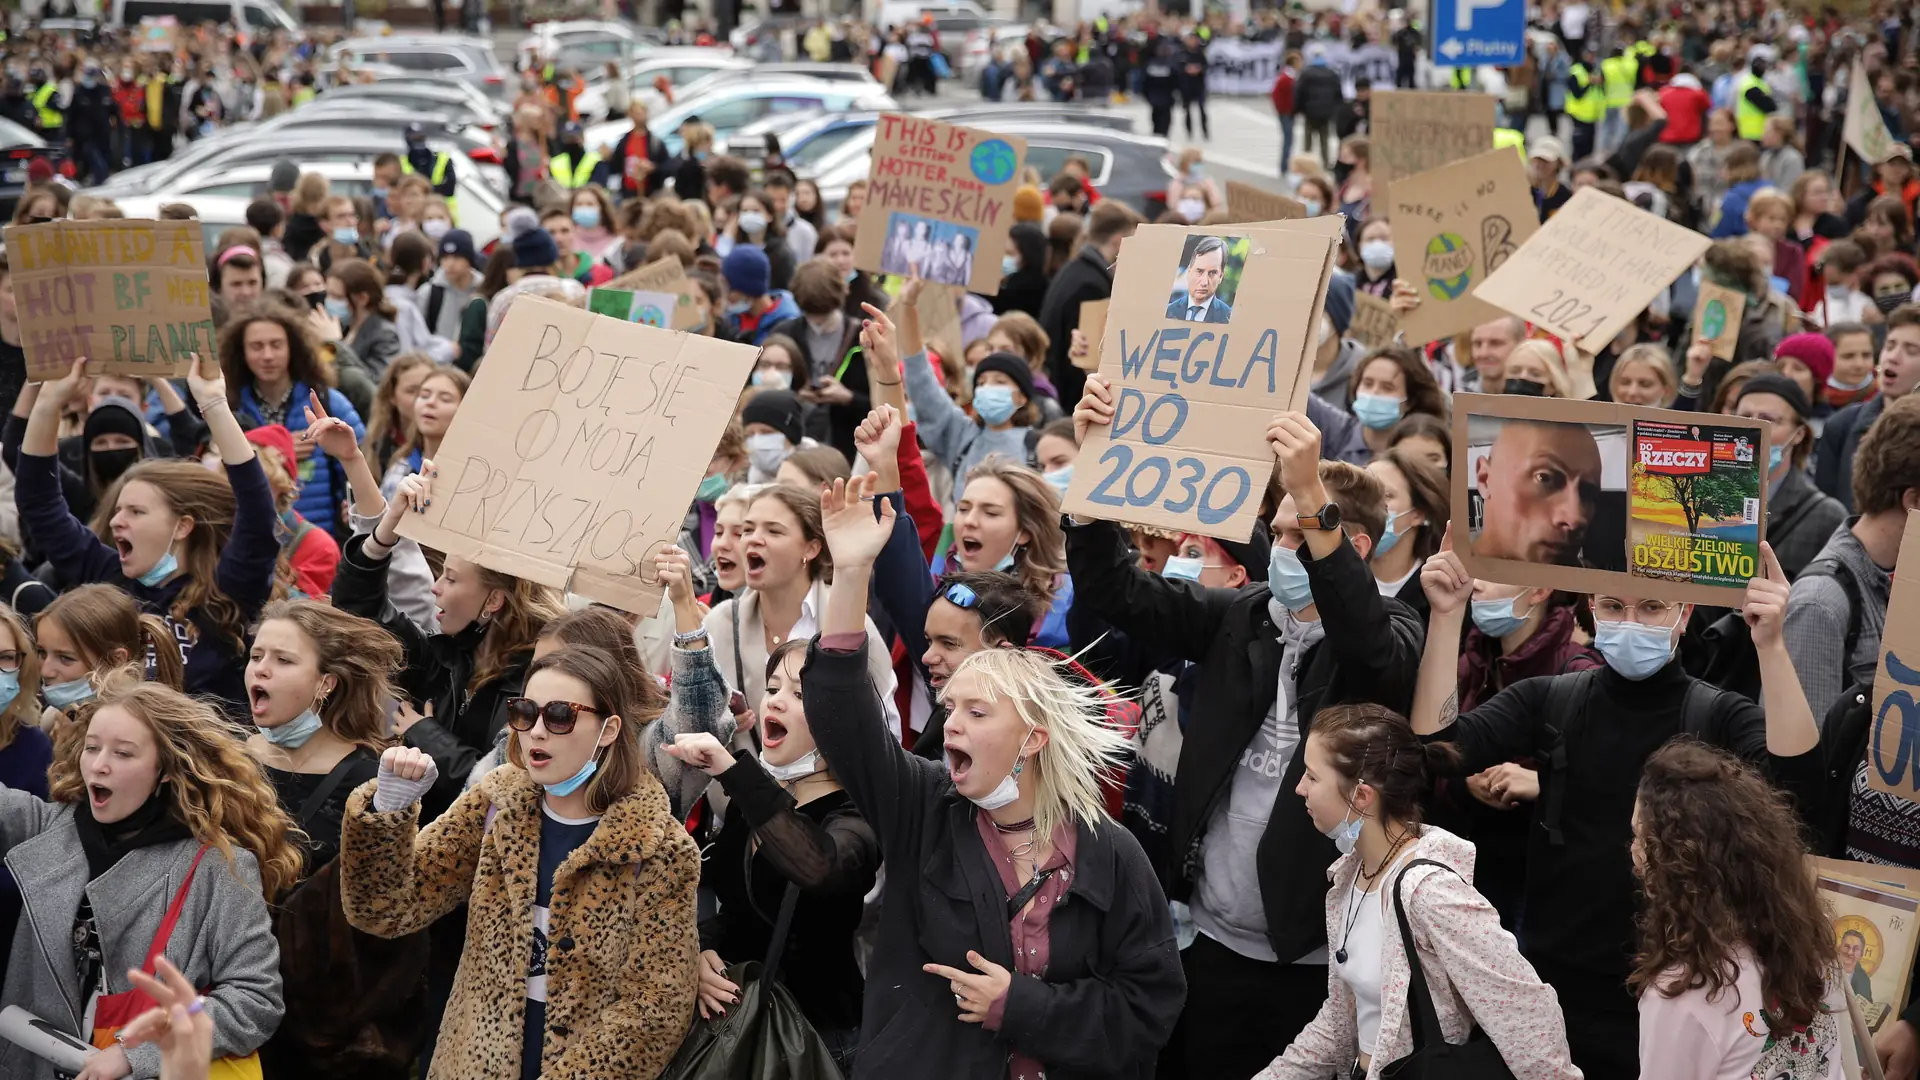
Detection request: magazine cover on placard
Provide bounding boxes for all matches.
[1628,419,1763,590]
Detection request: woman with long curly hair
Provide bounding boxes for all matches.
[17,356,276,718]
[0,672,297,1080]
[219,298,366,539]
[1629,739,1845,1078]
[245,598,429,1080]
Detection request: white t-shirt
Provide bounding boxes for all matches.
[1637,950,1846,1080]
[1560,3,1591,38]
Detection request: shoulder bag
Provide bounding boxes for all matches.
[1379,859,1517,1080]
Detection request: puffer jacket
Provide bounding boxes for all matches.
[235,381,364,541]
[1259,827,1581,1080]
[338,762,699,1080]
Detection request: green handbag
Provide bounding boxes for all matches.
[660,883,845,1080]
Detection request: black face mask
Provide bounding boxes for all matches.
[1334,161,1354,185]
[303,290,327,310]
[91,447,141,485]
[1505,378,1548,397]
[1875,292,1908,314]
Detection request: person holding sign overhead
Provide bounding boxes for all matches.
[1410,528,1822,1078]
[1167,237,1233,324]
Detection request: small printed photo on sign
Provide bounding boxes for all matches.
[1166,235,1247,324]
[1466,413,1629,573]
[878,213,977,287]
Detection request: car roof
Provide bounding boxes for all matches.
[531,20,634,35]
[339,34,493,49]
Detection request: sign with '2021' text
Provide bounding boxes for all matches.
[1062,220,1340,542]
[397,296,757,615]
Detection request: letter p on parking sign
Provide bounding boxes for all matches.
[1432,0,1524,66]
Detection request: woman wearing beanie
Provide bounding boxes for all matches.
[722,245,802,346]
[739,388,811,483]
[1772,332,1834,429]
[1728,373,1845,579]
[880,280,1035,511]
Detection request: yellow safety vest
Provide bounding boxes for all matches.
[401,152,459,214]
[1450,67,1474,90]
[32,83,61,131]
[1734,72,1769,139]
[1601,54,1635,107]
[292,86,316,106]
[550,151,601,189]
[1493,127,1526,161]
[1566,64,1604,123]
[1629,40,1655,61]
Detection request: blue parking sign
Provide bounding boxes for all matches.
[1431,0,1526,68]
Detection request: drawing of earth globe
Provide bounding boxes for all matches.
[636,304,668,328]
[971,139,1018,185]
[1423,233,1475,301]
[1699,298,1728,340]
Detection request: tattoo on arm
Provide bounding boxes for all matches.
[1436,691,1458,731]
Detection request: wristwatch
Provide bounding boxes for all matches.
[1297,502,1342,531]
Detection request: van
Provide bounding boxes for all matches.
[109,0,299,32]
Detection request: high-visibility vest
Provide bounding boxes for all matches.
[1493,127,1526,160]
[32,83,61,131]
[1734,71,1770,139]
[1566,64,1604,123]
[1629,40,1656,60]
[292,86,316,106]
[1450,67,1474,90]
[402,151,459,213]
[1601,54,1635,107]
[550,151,601,189]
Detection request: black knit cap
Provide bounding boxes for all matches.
[740,388,805,445]
[971,351,1035,401]
[1734,372,1813,420]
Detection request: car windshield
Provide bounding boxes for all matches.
[786,125,867,169]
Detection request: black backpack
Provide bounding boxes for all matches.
[1537,668,1720,847]
[1690,559,1862,704]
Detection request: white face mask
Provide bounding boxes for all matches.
[745,431,790,474]
[951,724,1034,811]
[761,748,821,782]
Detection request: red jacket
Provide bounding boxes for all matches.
[1271,68,1296,116]
[1657,85,1711,143]
[287,516,340,598]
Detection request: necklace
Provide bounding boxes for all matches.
[990,816,1036,833]
[1336,831,1415,964]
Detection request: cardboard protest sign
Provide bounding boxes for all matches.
[1225,181,1305,224]
[1369,90,1499,205]
[1846,56,1898,165]
[1691,281,1747,362]
[1387,147,1539,347]
[1863,511,1920,804]
[1076,299,1109,371]
[1451,393,1771,605]
[912,282,966,357]
[2,219,213,381]
[1061,223,1339,541]
[587,287,681,329]
[1474,187,1710,354]
[397,296,758,615]
[602,256,703,330]
[1812,857,1920,1037]
[856,114,1027,295]
[137,17,181,52]
[1349,292,1400,350]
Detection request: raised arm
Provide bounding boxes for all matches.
[1745,541,1819,757]
[338,748,488,939]
[190,356,278,613]
[1411,526,1472,736]
[644,545,739,819]
[17,361,119,583]
[860,308,908,419]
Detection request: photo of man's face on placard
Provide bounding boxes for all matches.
[1466,415,1629,573]
[1167,234,1247,324]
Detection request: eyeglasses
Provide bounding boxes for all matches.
[1592,597,1680,626]
[504,697,600,735]
[941,583,980,609]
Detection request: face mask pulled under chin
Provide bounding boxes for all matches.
[951,725,1034,811]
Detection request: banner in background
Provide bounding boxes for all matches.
[1206,39,1397,97]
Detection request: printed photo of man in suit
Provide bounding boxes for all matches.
[1168,235,1234,323]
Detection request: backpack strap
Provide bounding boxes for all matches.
[1390,858,1459,1051]
[1679,678,1719,740]
[1540,669,1598,848]
[1801,560,1866,674]
[142,846,210,974]
[425,284,446,331]
[294,754,365,830]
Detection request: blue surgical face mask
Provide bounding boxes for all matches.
[1374,509,1410,556]
[1323,801,1363,855]
[1350,392,1404,430]
[1303,198,1323,217]
[1470,593,1533,638]
[725,299,752,317]
[1267,543,1316,612]
[1768,444,1784,471]
[1360,239,1395,273]
[1162,555,1205,581]
[332,226,360,246]
[137,548,179,587]
[1001,254,1020,276]
[993,549,1016,572]
[973,384,1018,426]
[1592,618,1678,680]
[43,677,94,710]
[750,368,785,388]
[844,269,860,284]
[261,709,323,749]
[572,206,601,230]
[1042,465,1072,499]
[325,297,352,322]
[0,670,19,713]
[545,714,612,797]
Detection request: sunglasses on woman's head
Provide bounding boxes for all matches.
[505,697,599,734]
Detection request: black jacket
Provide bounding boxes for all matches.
[1294,64,1344,122]
[803,638,1184,1079]
[1038,244,1114,410]
[1814,394,1885,512]
[330,534,531,820]
[1767,466,1849,580]
[1064,519,1424,962]
[765,313,869,462]
[608,125,670,200]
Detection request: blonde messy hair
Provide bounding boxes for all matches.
[943,648,1130,844]
[49,670,307,900]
